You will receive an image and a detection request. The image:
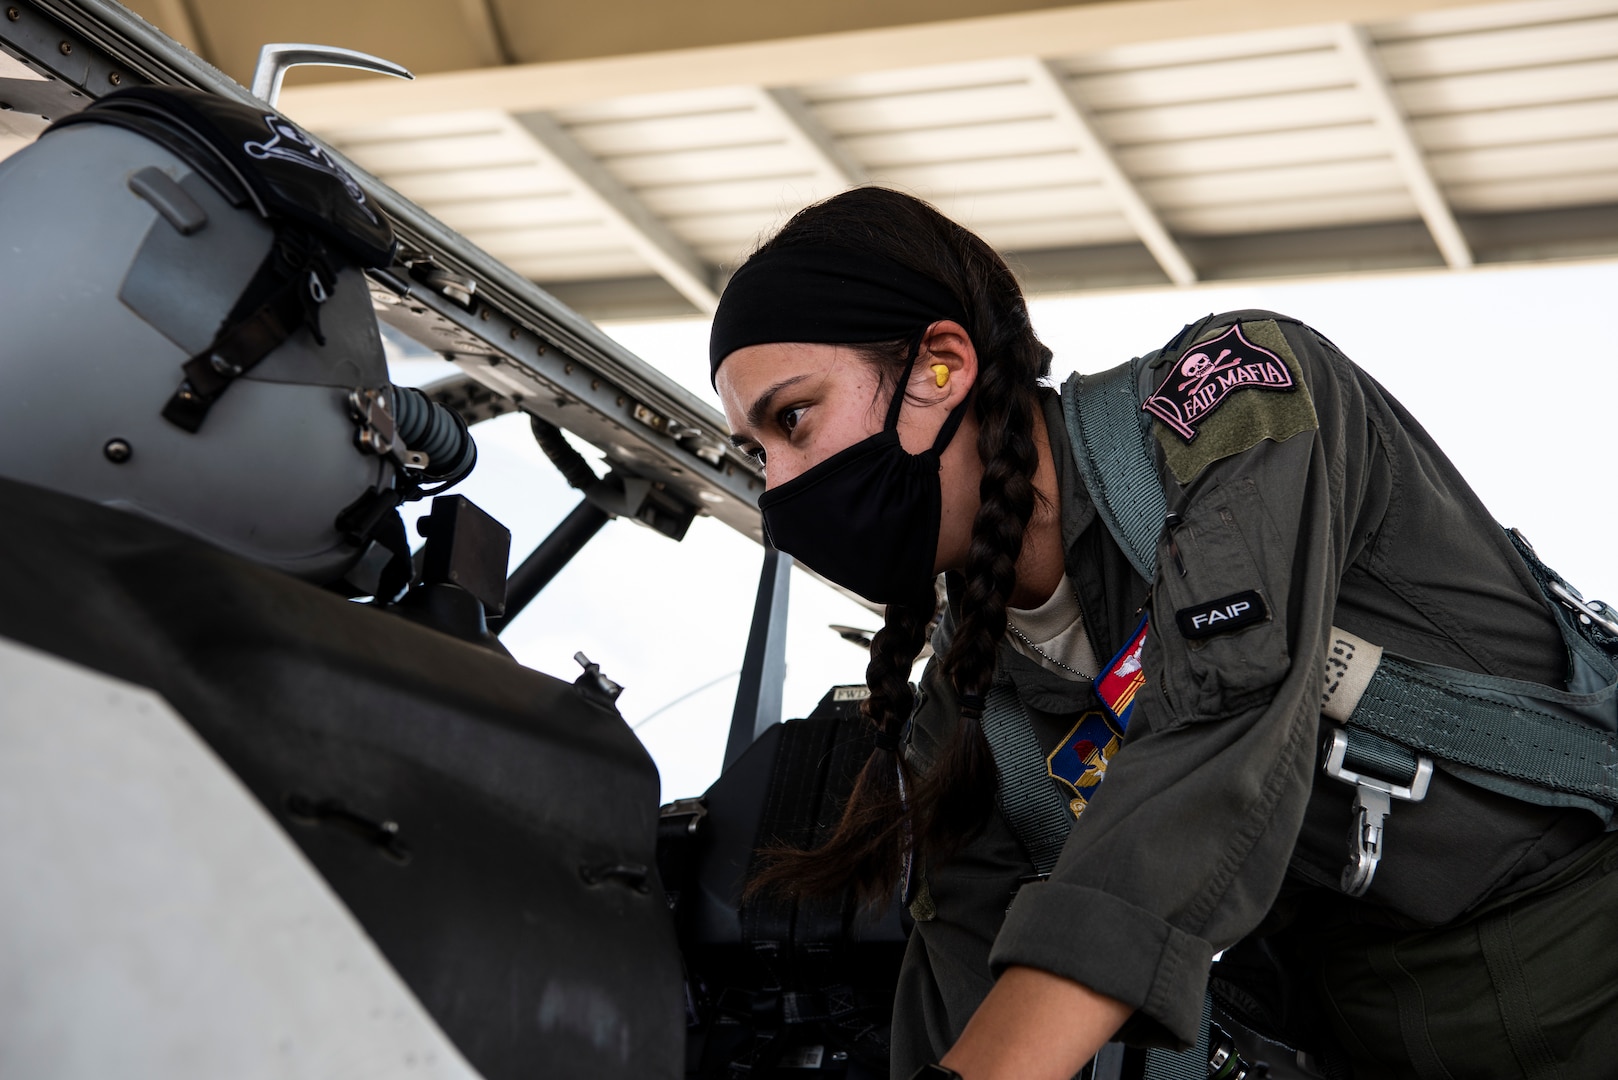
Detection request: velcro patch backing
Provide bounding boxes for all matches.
[1176,589,1268,639]
[1150,320,1319,484]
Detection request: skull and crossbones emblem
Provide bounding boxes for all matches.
[1177,347,1239,393]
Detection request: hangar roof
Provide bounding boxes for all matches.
[106,0,1618,318]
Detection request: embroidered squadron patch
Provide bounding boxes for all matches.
[1047,710,1123,821]
[1144,323,1292,441]
[1046,617,1149,821]
[1145,319,1320,485]
[1097,616,1149,728]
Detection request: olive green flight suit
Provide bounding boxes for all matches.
[891,311,1618,1079]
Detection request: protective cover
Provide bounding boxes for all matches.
[51,85,396,268]
[0,475,682,1080]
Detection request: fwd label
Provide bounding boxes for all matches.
[1175,590,1269,640]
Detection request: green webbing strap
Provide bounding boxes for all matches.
[1347,654,1618,820]
[1061,360,1165,583]
[1339,727,1422,786]
[981,679,1072,876]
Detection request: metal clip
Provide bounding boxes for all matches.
[1548,578,1618,638]
[659,797,708,836]
[1322,728,1432,897]
[573,651,624,704]
[348,387,395,457]
[1511,528,1618,638]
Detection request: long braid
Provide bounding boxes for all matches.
[739,189,1049,907]
[921,307,1042,843]
[746,581,934,902]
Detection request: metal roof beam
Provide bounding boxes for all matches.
[279,0,1483,127]
[752,86,868,189]
[511,112,721,313]
[1334,23,1473,270]
[454,0,514,67]
[1023,59,1196,287]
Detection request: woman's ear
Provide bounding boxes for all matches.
[917,319,979,409]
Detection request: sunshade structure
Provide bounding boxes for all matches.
[109,0,1618,318]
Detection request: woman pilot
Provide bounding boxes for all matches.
[709,187,1618,1080]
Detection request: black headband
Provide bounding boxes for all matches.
[708,245,968,384]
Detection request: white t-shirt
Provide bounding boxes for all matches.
[1004,572,1100,682]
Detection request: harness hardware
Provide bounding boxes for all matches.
[1323,728,1432,897]
[1548,578,1618,639]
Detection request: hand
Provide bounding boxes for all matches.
[939,965,1132,1080]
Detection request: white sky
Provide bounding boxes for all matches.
[389,257,1618,802]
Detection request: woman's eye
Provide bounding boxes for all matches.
[780,406,805,434]
[746,446,767,467]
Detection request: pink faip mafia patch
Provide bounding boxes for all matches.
[1143,323,1294,442]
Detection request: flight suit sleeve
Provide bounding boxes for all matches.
[988,313,1376,1048]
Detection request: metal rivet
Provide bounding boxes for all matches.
[536,343,546,354]
[58,41,72,55]
[478,308,489,320]
[508,327,519,340]
[564,363,573,375]
[103,438,133,463]
[5,8,19,20]
[108,72,122,85]
[590,379,599,390]
[615,395,624,406]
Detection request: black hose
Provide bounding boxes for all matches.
[394,385,478,485]
[529,415,599,491]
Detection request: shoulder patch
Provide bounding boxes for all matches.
[1146,319,1319,484]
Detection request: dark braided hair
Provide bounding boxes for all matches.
[743,188,1052,906]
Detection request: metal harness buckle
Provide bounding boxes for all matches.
[1323,728,1433,897]
[1547,578,1618,639]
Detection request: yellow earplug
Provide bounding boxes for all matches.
[932,364,950,388]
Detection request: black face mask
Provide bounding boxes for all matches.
[757,353,970,605]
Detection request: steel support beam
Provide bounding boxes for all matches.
[454,0,513,67]
[1335,23,1473,270]
[1024,59,1196,287]
[753,86,869,190]
[491,498,612,633]
[511,111,722,312]
[280,0,1487,127]
[723,547,793,770]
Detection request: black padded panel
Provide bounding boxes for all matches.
[0,476,681,1080]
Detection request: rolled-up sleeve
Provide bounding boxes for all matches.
[989,315,1372,1047]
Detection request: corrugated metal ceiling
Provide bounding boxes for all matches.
[7,0,1612,316]
[306,0,1618,316]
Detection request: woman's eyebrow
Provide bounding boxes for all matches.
[744,374,811,430]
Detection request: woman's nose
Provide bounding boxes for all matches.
[760,455,804,492]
